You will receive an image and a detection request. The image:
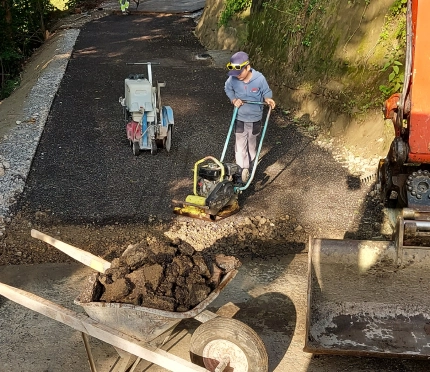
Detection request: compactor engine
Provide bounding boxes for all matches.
[196,161,239,197]
[195,159,239,216]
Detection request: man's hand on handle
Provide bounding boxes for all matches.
[232,98,276,109]
[264,98,276,110]
[232,98,243,107]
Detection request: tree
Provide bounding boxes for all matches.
[0,0,55,98]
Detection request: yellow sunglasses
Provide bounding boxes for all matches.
[226,60,249,70]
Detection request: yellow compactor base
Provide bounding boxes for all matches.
[173,199,240,222]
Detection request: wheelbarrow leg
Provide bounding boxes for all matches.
[128,357,142,372]
[112,347,140,372]
[193,302,240,324]
[81,333,98,372]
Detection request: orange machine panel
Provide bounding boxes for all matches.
[408,0,430,163]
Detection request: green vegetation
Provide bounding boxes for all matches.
[390,0,408,16]
[238,0,408,119]
[248,0,333,73]
[218,0,252,27]
[1,0,52,98]
[0,0,87,99]
[51,0,68,10]
[379,59,403,97]
[377,0,407,99]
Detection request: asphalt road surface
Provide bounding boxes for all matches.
[21,13,224,224]
[17,12,380,236]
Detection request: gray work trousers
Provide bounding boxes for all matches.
[234,120,261,170]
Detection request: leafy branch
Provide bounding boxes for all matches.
[379,60,404,97]
[218,0,252,27]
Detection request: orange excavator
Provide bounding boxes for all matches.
[379,0,430,212]
[305,0,430,358]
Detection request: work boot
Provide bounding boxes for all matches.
[234,173,242,185]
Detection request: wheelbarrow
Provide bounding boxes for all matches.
[0,229,268,372]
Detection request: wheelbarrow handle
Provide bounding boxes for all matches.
[31,229,111,273]
[0,282,209,372]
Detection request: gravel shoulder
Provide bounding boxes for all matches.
[0,29,79,231]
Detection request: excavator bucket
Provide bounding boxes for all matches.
[305,236,430,358]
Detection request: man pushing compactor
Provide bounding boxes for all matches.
[173,51,275,221]
[224,51,276,185]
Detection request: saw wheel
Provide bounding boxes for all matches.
[189,317,268,372]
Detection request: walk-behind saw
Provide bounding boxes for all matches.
[173,101,272,221]
[119,62,174,156]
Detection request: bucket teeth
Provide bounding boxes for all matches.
[360,172,377,184]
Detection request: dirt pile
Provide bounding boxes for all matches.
[80,237,241,312]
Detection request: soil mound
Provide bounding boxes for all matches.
[79,237,241,312]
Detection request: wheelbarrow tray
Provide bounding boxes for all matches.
[30,229,238,343]
[75,269,237,343]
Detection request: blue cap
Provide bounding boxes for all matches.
[227,51,249,76]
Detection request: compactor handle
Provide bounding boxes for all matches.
[220,101,271,163]
[241,100,268,105]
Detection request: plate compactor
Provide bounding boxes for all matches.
[173,101,272,221]
[119,62,174,156]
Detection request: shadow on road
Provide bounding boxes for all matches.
[234,292,296,371]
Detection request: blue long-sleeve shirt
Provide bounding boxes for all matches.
[224,69,272,122]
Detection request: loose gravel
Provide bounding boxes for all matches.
[0,29,80,237]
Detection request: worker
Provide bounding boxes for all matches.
[119,0,130,15]
[224,51,276,184]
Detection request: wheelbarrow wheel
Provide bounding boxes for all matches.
[190,317,268,372]
[132,141,140,156]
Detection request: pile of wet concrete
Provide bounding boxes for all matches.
[79,237,241,312]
